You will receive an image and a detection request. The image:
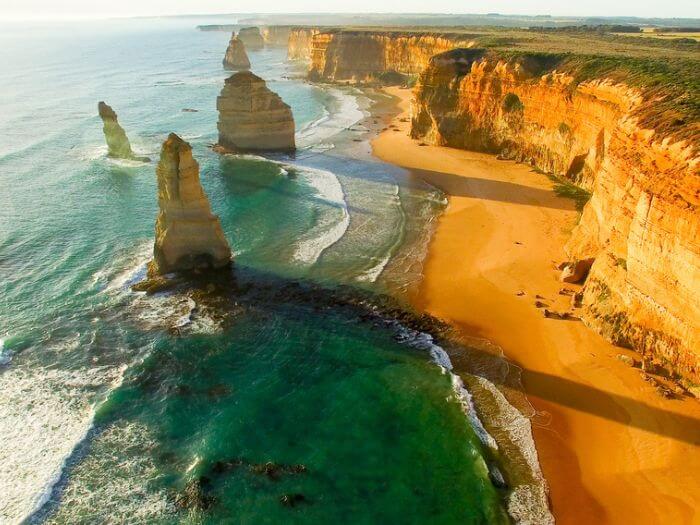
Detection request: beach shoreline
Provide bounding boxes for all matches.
[370,86,700,524]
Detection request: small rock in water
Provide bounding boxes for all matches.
[280,493,308,507]
[559,288,575,296]
[516,290,526,296]
[535,300,549,308]
[182,108,199,112]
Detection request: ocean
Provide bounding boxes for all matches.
[0,17,547,524]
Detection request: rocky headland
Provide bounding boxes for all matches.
[216,71,296,153]
[223,35,251,70]
[408,48,700,384]
[237,27,265,49]
[141,133,231,281]
[97,101,150,162]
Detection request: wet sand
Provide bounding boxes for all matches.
[371,86,700,524]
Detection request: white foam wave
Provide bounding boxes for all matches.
[0,360,127,523]
[355,184,403,283]
[291,165,350,266]
[406,330,498,450]
[474,376,554,524]
[0,338,10,366]
[44,422,171,524]
[295,87,365,149]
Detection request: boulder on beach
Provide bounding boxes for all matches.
[149,133,231,276]
[97,101,149,162]
[223,35,251,70]
[216,71,296,153]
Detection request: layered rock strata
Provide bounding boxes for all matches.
[216,71,295,152]
[98,101,149,162]
[410,48,700,382]
[237,27,264,49]
[150,133,231,275]
[288,27,321,60]
[261,26,293,47]
[304,30,475,82]
[223,35,250,70]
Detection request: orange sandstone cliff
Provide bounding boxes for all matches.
[410,48,700,383]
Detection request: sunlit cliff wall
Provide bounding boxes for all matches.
[411,49,700,382]
[289,29,475,81]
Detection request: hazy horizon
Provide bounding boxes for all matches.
[1,1,699,22]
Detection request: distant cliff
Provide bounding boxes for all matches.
[411,48,700,383]
[292,29,475,81]
[288,27,321,60]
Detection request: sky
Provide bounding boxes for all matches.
[0,0,698,21]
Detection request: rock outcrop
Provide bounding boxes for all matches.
[149,133,231,276]
[216,71,295,153]
[261,25,293,47]
[287,27,321,60]
[98,101,149,162]
[223,35,250,70]
[303,30,475,82]
[410,48,700,382]
[237,27,264,49]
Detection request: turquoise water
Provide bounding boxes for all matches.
[0,18,512,524]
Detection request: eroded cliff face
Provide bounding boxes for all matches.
[223,35,250,70]
[216,71,296,152]
[151,133,231,276]
[303,30,475,82]
[261,26,292,47]
[411,49,700,382]
[287,27,320,61]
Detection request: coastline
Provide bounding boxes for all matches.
[371,86,700,524]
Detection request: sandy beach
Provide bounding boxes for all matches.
[371,86,700,524]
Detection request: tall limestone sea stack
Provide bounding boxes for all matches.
[216,72,296,153]
[223,35,250,70]
[149,133,231,276]
[97,101,149,162]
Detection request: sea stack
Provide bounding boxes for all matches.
[237,27,264,49]
[216,72,296,153]
[97,101,149,162]
[150,133,231,275]
[223,35,251,70]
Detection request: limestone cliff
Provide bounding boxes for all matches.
[150,133,231,276]
[223,35,250,70]
[237,27,264,49]
[288,27,321,61]
[216,71,295,153]
[304,30,475,82]
[411,48,700,382]
[98,101,149,162]
[261,26,293,47]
